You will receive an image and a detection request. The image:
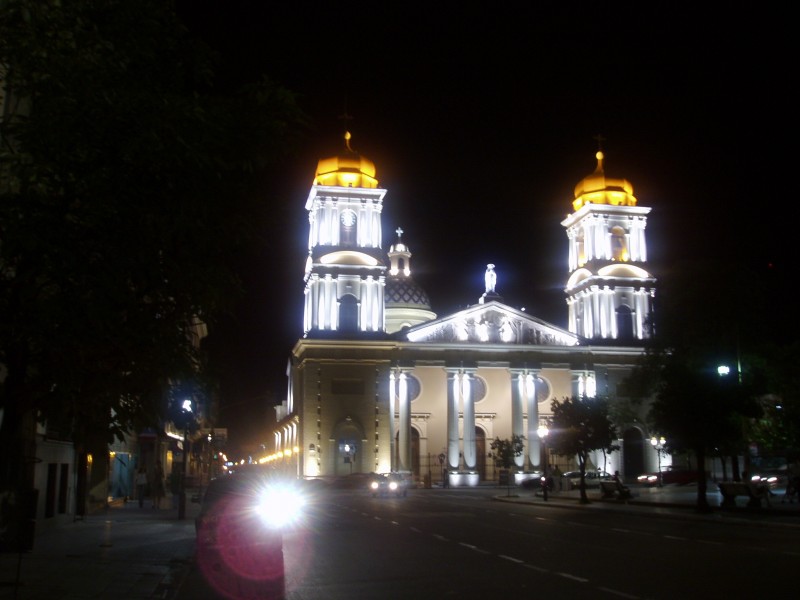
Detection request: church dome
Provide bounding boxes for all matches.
[572,151,637,212]
[313,131,379,189]
[385,276,432,309]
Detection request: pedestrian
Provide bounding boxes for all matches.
[152,460,165,509]
[135,466,148,508]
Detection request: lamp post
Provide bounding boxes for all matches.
[344,443,356,474]
[650,436,666,487]
[537,425,549,502]
[177,399,193,521]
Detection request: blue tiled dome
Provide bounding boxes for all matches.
[385,277,432,308]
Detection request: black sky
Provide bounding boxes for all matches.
[176,2,794,451]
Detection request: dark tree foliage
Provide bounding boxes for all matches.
[747,343,800,459]
[628,256,787,512]
[490,435,525,470]
[547,396,619,504]
[645,353,761,512]
[490,435,524,496]
[0,0,304,513]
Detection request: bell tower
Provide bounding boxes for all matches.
[303,132,387,336]
[561,146,656,342]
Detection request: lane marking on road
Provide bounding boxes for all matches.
[663,535,686,541]
[557,572,588,583]
[459,542,490,554]
[390,520,400,525]
[596,586,641,599]
[498,554,524,563]
[433,534,449,541]
[611,528,630,533]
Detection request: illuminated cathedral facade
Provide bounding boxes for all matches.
[271,133,659,486]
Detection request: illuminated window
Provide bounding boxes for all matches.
[611,226,628,261]
[576,229,586,266]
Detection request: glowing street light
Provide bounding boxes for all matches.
[537,425,549,502]
[650,436,666,487]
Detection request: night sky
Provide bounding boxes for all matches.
[176,2,793,452]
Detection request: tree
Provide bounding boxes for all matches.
[490,435,524,496]
[547,396,619,504]
[643,352,761,513]
[747,342,800,461]
[0,0,304,546]
[626,256,775,512]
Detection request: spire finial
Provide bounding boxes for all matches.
[593,133,606,151]
[592,134,606,172]
[396,227,403,240]
[338,107,354,151]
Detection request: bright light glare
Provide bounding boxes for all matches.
[254,484,305,528]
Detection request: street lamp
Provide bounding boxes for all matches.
[537,425,549,502]
[344,443,356,474]
[650,436,666,487]
[177,398,194,520]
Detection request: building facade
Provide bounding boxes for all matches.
[271,134,659,485]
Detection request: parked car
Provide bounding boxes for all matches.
[195,469,306,596]
[748,472,782,490]
[637,465,698,486]
[561,470,613,490]
[369,472,410,497]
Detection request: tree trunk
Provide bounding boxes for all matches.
[695,447,711,513]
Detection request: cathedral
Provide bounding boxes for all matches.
[270,132,657,486]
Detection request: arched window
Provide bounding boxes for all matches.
[576,229,586,266]
[611,226,628,261]
[339,294,359,332]
[616,305,634,340]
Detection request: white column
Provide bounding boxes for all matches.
[570,370,582,398]
[446,370,460,471]
[510,370,526,466]
[526,371,541,469]
[462,371,476,470]
[389,371,397,472]
[398,371,411,472]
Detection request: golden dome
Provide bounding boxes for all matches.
[572,151,637,212]
[313,131,379,189]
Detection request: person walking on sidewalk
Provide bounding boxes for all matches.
[136,466,148,508]
[152,460,165,509]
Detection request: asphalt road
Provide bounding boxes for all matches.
[175,485,799,600]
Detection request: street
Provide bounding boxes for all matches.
[175,485,799,599]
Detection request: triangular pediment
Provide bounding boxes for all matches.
[404,300,578,346]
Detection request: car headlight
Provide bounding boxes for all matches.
[254,483,305,529]
[370,481,379,490]
[389,481,398,491]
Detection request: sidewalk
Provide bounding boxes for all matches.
[493,480,800,527]
[0,495,200,599]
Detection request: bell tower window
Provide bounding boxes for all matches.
[611,226,628,261]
